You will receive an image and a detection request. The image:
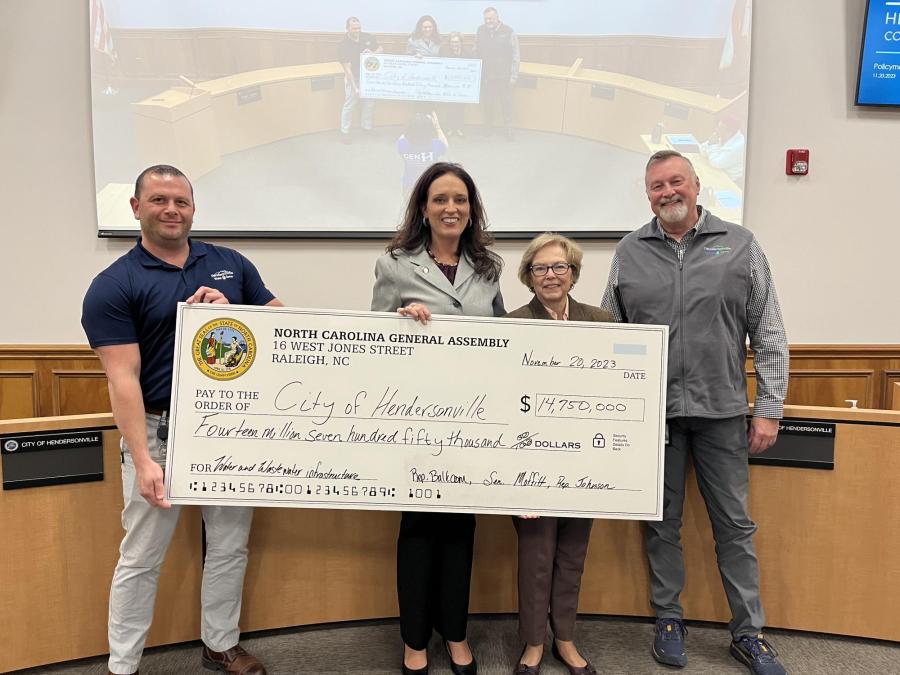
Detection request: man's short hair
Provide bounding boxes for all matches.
[484,7,499,16]
[346,16,360,29]
[134,164,193,198]
[645,150,697,179]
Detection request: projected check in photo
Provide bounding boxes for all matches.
[89,1,752,237]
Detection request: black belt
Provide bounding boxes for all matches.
[145,407,168,416]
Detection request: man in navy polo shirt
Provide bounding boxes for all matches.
[82,165,281,675]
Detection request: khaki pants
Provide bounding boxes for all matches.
[107,414,254,674]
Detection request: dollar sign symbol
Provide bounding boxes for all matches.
[520,394,531,413]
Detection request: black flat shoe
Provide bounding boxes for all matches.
[444,640,477,675]
[513,643,542,674]
[551,641,596,675]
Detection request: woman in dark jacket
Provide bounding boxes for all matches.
[505,233,612,675]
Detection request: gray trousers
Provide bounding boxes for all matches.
[645,415,765,638]
[108,414,254,674]
[514,515,593,645]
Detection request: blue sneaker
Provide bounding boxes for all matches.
[730,634,787,675]
[652,618,687,667]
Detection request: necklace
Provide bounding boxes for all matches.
[426,247,458,267]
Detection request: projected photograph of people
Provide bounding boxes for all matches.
[89,0,752,237]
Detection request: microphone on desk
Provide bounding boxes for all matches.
[178,75,198,97]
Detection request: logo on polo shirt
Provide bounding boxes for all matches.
[193,318,256,381]
[211,269,234,281]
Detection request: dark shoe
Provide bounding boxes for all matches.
[652,618,688,667]
[402,663,429,675]
[551,641,596,675]
[444,640,477,675]
[730,634,787,675]
[513,644,541,674]
[201,644,267,675]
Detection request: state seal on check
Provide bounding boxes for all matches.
[192,318,256,380]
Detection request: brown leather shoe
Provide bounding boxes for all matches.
[201,644,267,675]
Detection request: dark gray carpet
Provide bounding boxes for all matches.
[20,615,900,674]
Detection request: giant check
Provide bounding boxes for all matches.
[165,305,668,519]
[359,54,482,103]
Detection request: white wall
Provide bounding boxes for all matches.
[1,0,896,344]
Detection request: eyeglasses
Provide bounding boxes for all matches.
[530,263,573,276]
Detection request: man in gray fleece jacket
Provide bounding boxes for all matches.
[601,150,789,675]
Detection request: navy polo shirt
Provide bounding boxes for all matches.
[82,239,275,409]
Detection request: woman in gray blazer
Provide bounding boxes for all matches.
[372,162,504,675]
[506,234,612,675]
[407,15,442,57]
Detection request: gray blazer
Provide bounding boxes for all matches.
[371,248,505,317]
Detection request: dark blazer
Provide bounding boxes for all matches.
[504,294,613,322]
[371,248,505,317]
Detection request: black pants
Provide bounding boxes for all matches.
[481,78,513,129]
[397,511,476,649]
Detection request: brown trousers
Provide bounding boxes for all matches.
[513,516,593,645]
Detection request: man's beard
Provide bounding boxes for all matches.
[658,199,689,224]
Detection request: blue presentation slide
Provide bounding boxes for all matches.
[857,0,900,105]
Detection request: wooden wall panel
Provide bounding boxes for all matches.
[746,345,900,411]
[889,381,900,410]
[885,374,900,410]
[53,370,112,416]
[0,347,111,419]
[0,371,38,419]
[748,370,875,409]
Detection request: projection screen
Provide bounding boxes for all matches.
[89,0,752,238]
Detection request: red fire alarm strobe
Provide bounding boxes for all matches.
[786,149,809,175]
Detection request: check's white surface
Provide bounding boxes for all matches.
[166,305,667,519]
[359,54,482,103]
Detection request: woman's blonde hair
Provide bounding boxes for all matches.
[517,232,583,290]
